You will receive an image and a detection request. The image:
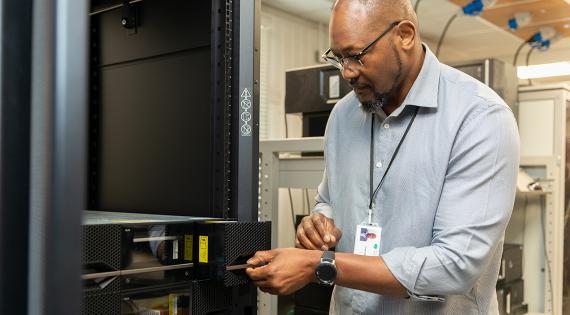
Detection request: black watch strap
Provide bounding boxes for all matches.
[322,250,335,262]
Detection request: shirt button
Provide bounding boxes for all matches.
[376,161,383,168]
[384,123,390,129]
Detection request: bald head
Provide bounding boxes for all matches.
[332,0,419,32]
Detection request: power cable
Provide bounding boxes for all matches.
[284,113,297,228]
[512,41,527,66]
[525,46,535,86]
[436,14,458,58]
[540,196,555,314]
[305,189,311,215]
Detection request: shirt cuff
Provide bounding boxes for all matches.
[312,203,333,218]
[381,246,427,294]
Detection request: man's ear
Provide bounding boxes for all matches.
[396,21,417,52]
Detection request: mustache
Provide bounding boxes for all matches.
[349,78,371,89]
[351,84,371,89]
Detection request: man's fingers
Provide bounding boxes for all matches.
[331,226,342,244]
[246,265,269,281]
[303,218,327,250]
[296,226,319,250]
[311,213,329,243]
[312,214,342,248]
[247,250,274,267]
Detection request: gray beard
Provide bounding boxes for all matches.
[361,92,390,113]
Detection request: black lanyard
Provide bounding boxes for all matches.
[369,106,419,211]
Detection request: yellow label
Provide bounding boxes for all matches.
[169,293,176,314]
[199,235,209,263]
[184,235,193,261]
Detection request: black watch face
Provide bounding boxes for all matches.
[317,263,337,282]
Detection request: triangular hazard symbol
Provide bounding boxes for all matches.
[241,88,252,98]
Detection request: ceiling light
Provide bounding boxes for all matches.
[517,62,570,79]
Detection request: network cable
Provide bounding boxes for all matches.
[435,0,496,58]
[435,14,457,58]
[284,113,297,228]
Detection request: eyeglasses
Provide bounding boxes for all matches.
[322,21,401,71]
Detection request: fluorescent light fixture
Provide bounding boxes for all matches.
[517,62,570,79]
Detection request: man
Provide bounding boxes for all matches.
[246,0,519,314]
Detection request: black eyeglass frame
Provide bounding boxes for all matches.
[322,21,402,70]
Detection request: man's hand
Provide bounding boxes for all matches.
[296,213,342,250]
[246,248,320,295]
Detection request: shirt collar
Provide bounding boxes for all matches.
[390,43,441,117]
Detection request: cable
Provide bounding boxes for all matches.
[512,41,527,66]
[304,189,311,215]
[539,196,555,314]
[414,0,422,12]
[521,195,528,247]
[288,188,296,228]
[525,46,535,86]
[284,112,290,139]
[435,14,458,58]
[284,113,297,228]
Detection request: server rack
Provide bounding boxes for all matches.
[0,0,264,314]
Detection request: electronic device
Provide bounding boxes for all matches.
[285,65,352,138]
[497,243,523,286]
[497,279,527,315]
[315,251,337,286]
[81,211,270,315]
[81,0,263,313]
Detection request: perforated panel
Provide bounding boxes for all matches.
[223,221,271,286]
[82,224,122,270]
[82,278,121,315]
[191,280,232,314]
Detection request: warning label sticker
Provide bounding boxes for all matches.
[199,235,209,263]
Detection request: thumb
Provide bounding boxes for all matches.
[323,219,330,243]
[247,250,274,266]
[330,225,342,244]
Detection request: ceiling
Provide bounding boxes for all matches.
[450,0,570,40]
[261,0,570,70]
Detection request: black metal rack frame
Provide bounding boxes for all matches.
[0,0,261,314]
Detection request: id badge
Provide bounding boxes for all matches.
[353,224,382,256]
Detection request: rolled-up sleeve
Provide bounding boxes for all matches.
[313,170,333,218]
[382,104,520,295]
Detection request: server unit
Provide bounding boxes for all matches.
[285,64,351,138]
[82,212,270,315]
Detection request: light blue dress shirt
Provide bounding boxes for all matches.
[314,45,520,314]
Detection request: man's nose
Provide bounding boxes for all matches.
[340,65,358,82]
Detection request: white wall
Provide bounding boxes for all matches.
[260,5,329,140]
[260,5,328,247]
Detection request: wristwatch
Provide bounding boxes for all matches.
[315,251,337,286]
